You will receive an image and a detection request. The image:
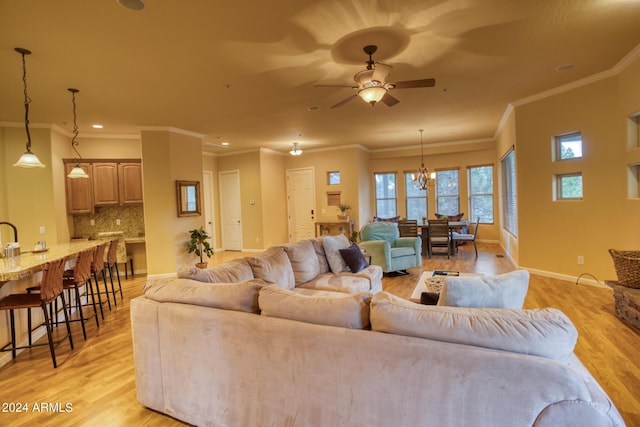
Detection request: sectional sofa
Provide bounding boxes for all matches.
[130,236,624,426]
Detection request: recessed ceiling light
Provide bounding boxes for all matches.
[307,106,320,112]
[92,124,103,129]
[556,63,574,71]
[221,141,229,146]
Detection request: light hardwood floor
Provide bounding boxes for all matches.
[0,242,638,426]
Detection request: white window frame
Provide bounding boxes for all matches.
[435,169,459,216]
[468,165,494,224]
[374,172,397,218]
[501,148,517,237]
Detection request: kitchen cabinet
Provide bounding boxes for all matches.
[93,162,120,206]
[65,163,94,214]
[118,162,143,204]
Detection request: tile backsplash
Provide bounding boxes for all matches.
[72,205,145,240]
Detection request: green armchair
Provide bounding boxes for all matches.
[359,222,422,273]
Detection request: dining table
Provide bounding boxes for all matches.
[417,220,470,257]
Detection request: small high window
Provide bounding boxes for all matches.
[555,173,583,200]
[554,132,583,160]
[629,163,640,199]
[628,113,640,149]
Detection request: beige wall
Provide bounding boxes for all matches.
[141,129,203,274]
[514,57,640,281]
[260,149,288,247]
[202,153,220,249]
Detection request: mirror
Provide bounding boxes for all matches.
[176,180,201,217]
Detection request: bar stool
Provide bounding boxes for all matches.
[105,239,123,305]
[0,258,74,368]
[90,242,109,316]
[62,248,99,340]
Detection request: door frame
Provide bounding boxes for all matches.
[202,170,216,250]
[218,169,242,251]
[286,167,316,243]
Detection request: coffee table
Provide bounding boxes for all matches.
[410,270,481,303]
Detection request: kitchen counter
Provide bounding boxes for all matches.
[0,240,106,284]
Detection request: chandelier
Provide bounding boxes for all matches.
[67,88,89,179]
[13,47,45,168]
[412,129,435,190]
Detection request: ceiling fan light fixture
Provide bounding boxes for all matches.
[358,86,386,105]
[289,142,302,156]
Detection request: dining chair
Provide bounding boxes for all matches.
[427,219,451,259]
[398,219,419,237]
[452,217,480,257]
[0,258,74,368]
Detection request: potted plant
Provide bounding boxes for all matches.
[187,227,215,268]
[337,203,351,220]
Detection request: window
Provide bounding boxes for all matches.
[374,172,397,218]
[554,131,583,160]
[327,171,340,185]
[629,163,640,198]
[555,173,583,200]
[628,113,640,149]
[404,172,427,221]
[468,165,494,223]
[435,169,459,215]
[501,148,517,236]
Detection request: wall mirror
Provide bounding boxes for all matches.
[176,180,201,217]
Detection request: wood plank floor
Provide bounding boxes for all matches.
[0,242,638,426]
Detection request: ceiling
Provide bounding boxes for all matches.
[2,0,640,155]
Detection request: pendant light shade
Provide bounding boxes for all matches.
[67,88,89,179]
[13,47,45,169]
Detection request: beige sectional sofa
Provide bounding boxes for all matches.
[130,238,624,426]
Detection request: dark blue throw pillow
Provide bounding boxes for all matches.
[339,243,369,273]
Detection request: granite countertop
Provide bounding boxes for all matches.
[0,240,106,283]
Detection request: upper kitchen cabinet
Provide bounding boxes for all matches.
[65,162,94,214]
[93,162,120,206]
[118,162,143,204]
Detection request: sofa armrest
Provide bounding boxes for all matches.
[359,240,391,272]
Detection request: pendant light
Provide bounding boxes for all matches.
[67,88,89,179]
[13,47,45,168]
[289,142,302,156]
[412,129,436,190]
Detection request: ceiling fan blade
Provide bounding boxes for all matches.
[315,84,358,88]
[381,93,400,107]
[372,62,392,83]
[391,78,436,89]
[331,94,358,109]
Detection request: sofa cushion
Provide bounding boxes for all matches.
[259,285,371,329]
[339,243,369,273]
[322,234,351,274]
[283,240,321,285]
[143,277,266,313]
[177,258,254,283]
[390,246,416,258]
[246,247,295,290]
[437,270,530,309]
[297,272,373,294]
[310,238,331,274]
[370,292,577,361]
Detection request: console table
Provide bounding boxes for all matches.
[315,220,355,238]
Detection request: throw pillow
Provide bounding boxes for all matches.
[283,240,321,285]
[370,291,577,361]
[246,247,295,289]
[322,234,351,274]
[339,243,369,273]
[143,277,267,313]
[437,270,529,309]
[258,285,372,329]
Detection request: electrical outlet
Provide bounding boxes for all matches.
[256,237,260,243]
[39,226,46,234]
[116,219,121,226]
[90,219,95,226]
[577,256,584,265]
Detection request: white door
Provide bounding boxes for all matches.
[202,171,215,248]
[286,168,315,242]
[219,170,242,251]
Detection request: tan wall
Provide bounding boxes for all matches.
[202,153,220,249]
[369,144,500,242]
[260,149,288,247]
[71,135,141,158]
[514,66,640,280]
[141,129,203,274]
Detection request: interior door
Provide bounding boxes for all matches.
[286,168,315,242]
[202,171,215,248]
[219,170,242,251]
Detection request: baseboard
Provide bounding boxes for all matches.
[521,267,611,289]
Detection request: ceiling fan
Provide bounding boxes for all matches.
[315,45,435,108]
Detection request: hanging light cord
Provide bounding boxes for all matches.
[69,89,82,160]
[419,129,425,167]
[20,50,32,153]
